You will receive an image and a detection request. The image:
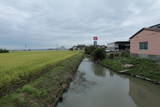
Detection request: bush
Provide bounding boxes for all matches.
[92,48,106,60]
[0,49,9,53]
[85,46,96,55]
[121,51,130,57]
[109,53,114,59]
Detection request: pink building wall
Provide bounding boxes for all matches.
[130,30,160,56]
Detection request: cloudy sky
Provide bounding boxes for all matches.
[0,0,160,49]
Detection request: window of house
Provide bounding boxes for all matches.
[139,42,148,50]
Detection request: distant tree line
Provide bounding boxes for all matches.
[0,49,9,53]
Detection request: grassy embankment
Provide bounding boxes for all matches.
[0,51,80,96]
[0,51,83,107]
[100,56,160,82]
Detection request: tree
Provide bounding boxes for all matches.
[0,49,9,53]
[85,46,96,55]
[92,48,106,60]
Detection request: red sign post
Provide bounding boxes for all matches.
[93,36,98,46]
[93,36,98,40]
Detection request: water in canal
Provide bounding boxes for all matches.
[57,58,160,107]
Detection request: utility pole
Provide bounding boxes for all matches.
[25,43,27,51]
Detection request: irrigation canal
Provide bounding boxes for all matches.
[57,58,160,107]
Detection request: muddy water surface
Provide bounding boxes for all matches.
[57,58,160,107]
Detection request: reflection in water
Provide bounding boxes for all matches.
[91,62,106,77]
[109,70,114,77]
[69,71,97,94]
[57,58,160,107]
[129,78,160,107]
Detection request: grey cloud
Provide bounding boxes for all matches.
[0,0,160,49]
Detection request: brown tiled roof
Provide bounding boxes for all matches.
[149,24,160,32]
[149,24,160,29]
[129,25,160,39]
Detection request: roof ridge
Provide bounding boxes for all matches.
[149,24,160,28]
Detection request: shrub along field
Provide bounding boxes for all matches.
[0,51,79,96]
[0,52,83,107]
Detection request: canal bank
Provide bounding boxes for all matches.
[57,58,160,107]
[99,56,160,85]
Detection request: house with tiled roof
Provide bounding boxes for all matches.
[130,24,160,61]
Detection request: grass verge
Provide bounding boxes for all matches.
[0,52,84,107]
[100,56,160,82]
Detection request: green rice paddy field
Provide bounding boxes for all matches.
[0,51,78,94]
